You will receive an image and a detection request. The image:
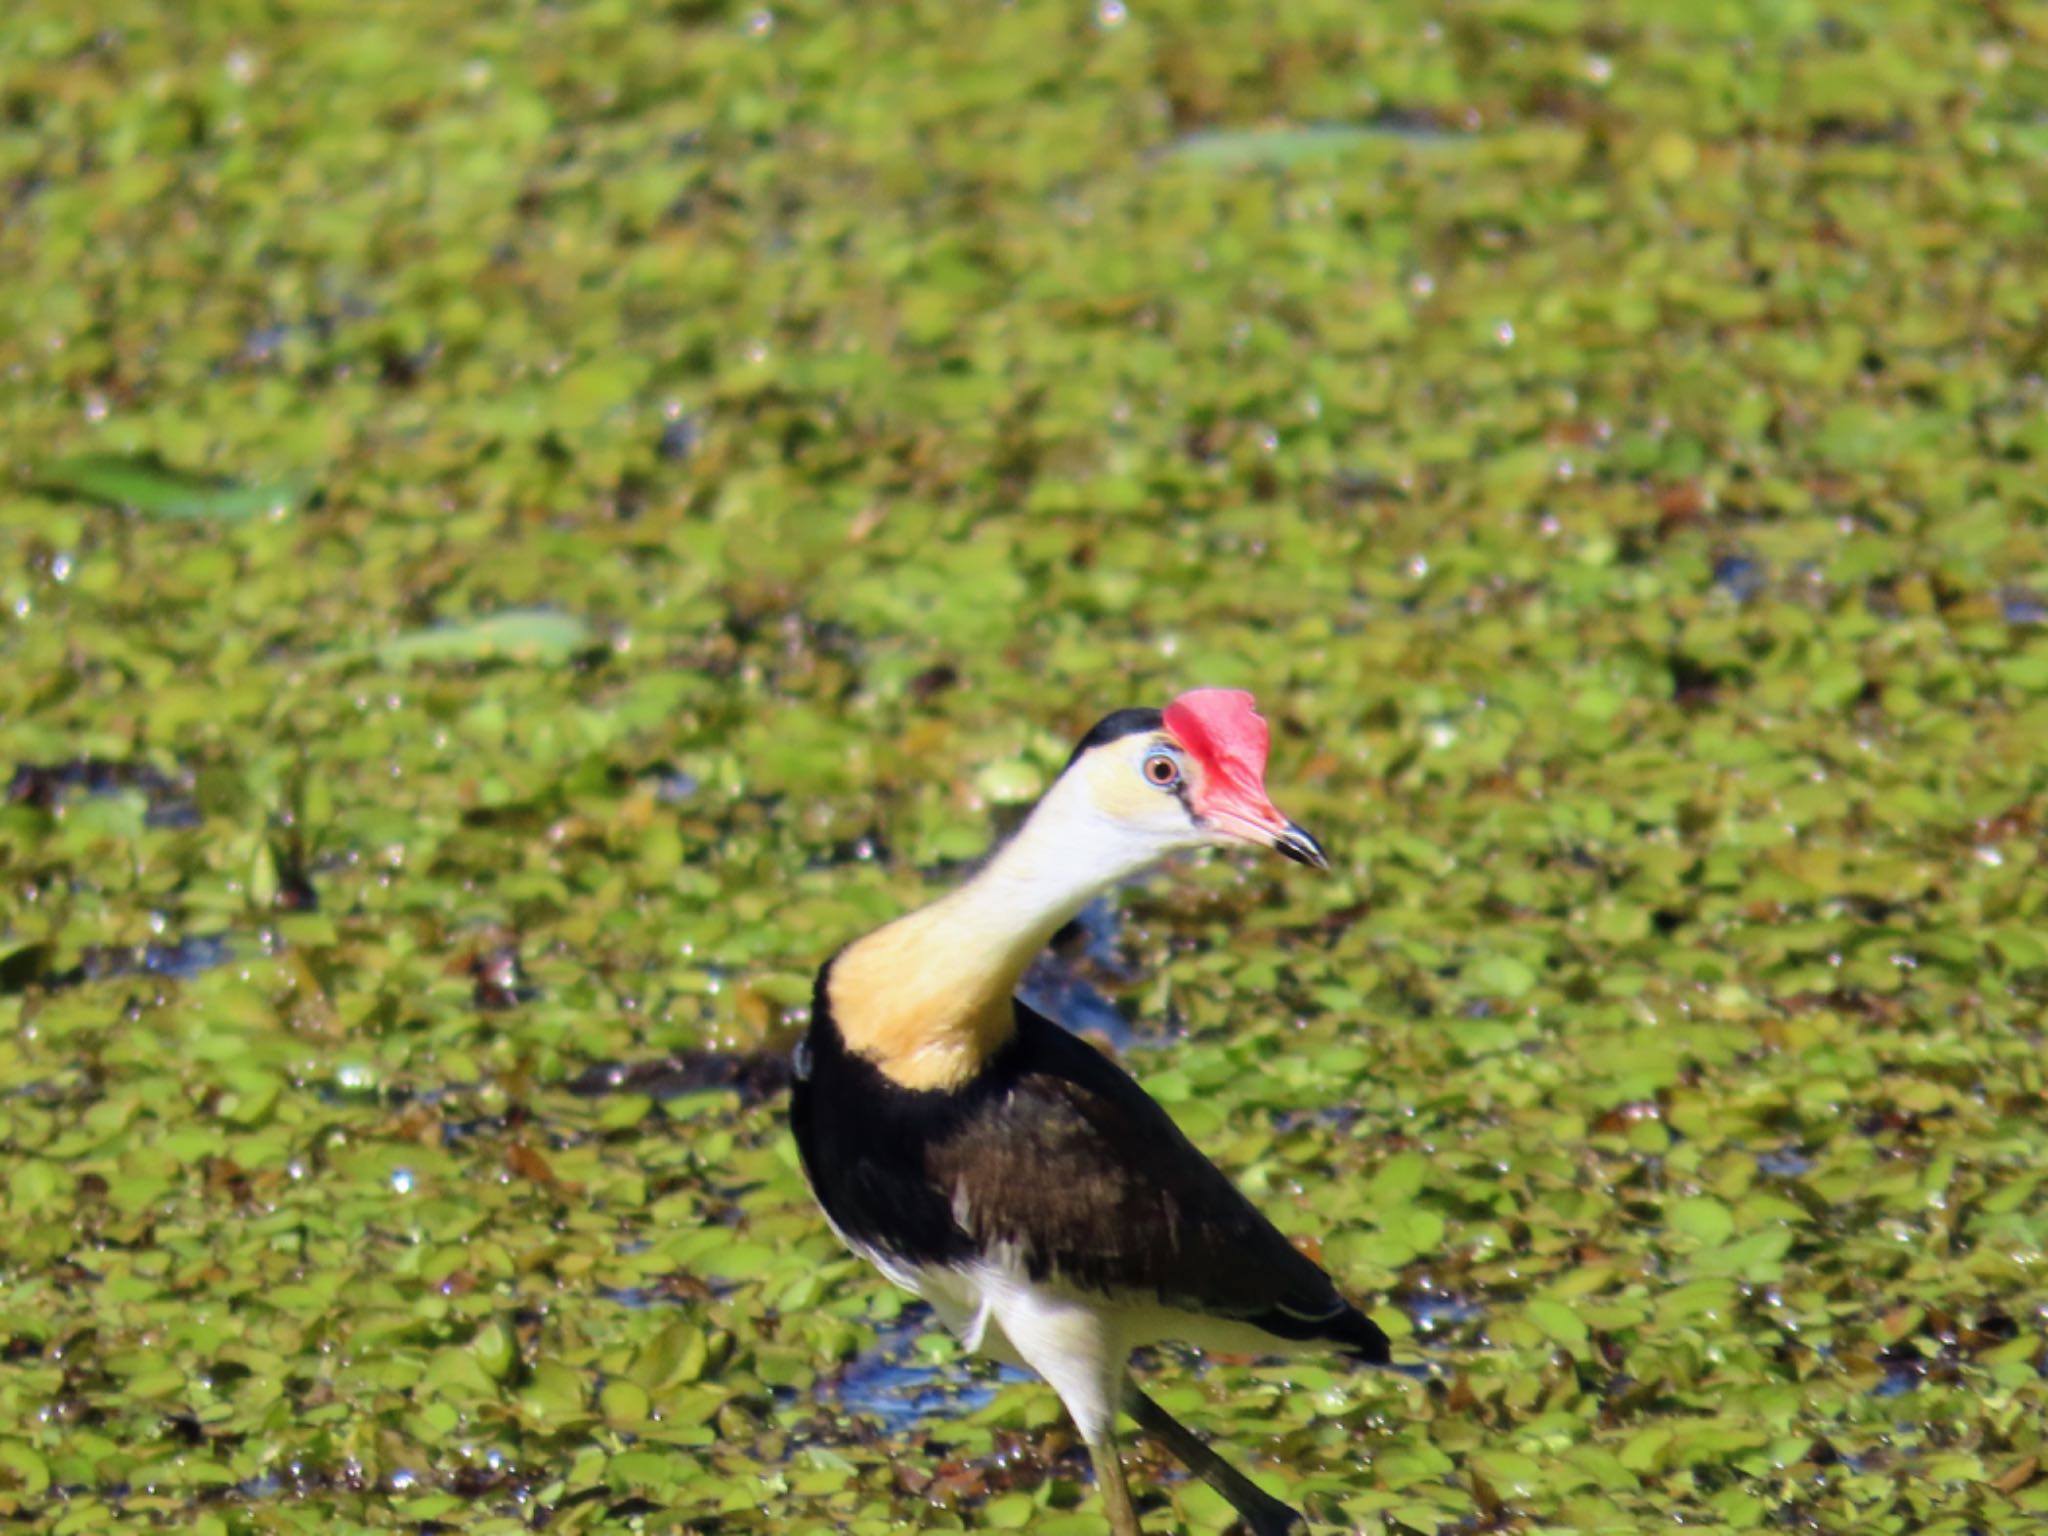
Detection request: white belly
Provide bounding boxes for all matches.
[847,1238,1300,1446]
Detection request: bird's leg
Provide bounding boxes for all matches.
[1086,1433,1144,1536]
[1125,1383,1305,1536]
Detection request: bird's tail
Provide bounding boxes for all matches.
[1334,1304,1392,1365]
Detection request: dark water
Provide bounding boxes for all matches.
[823,1309,1027,1436]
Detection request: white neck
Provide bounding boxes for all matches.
[937,769,1173,970]
[827,767,1182,1089]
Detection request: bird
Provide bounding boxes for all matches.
[789,688,1388,1536]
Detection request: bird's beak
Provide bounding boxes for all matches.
[1201,798,1331,872]
[1273,820,1330,871]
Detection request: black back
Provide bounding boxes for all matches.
[788,966,1389,1363]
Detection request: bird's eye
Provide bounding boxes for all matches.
[1142,751,1181,789]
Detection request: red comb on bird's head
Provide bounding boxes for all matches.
[1162,688,1272,799]
[1161,688,1328,869]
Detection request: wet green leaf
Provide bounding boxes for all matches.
[33,453,304,521]
[598,1379,650,1427]
[1669,1196,1736,1246]
[362,610,596,667]
[0,1443,50,1497]
[1166,124,1467,169]
[1526,1298,1591,1352]
[1466,953,1537,998]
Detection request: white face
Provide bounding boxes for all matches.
[1062,726,1327,874]
[1069,731,1210,859]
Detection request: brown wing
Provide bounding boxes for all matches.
[925,1006,1383,1355]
